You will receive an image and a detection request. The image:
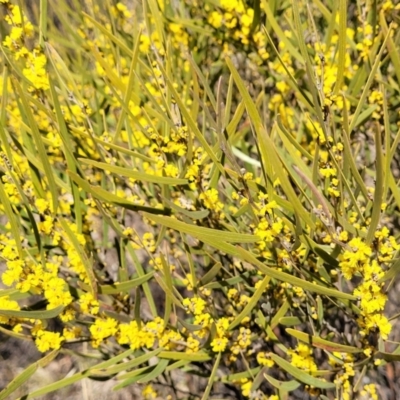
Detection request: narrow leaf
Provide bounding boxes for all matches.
[269,353,335,389]
[286,328,362,353]
[0,350,58,400]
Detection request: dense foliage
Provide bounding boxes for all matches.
[1,0,400,399]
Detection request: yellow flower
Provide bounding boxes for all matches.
[288,344,317,372]
[208,11,223,28]
[142,232,156,253]
[199,188,224,213]
[182,296,207,315]
[211,336,228,352]
[35,331,64,352]
[79,292,100,315]
[214,317,230,337]
[0,296,20,324]
[90,318,118,347]
[257,352,274,367]
[5,5,23,25]
[240,379,252,397]
[115,3,132,18]
[360,383,379,400]
[185,335,200,353]
[142,385,157,400]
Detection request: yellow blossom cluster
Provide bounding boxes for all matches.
[3,4,48,91]
[339,234,396,340]
[0,0,400,399]
[208,0,270,63]
[288,343,318,373]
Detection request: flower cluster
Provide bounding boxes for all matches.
[0,0,400,399]
[3,3,49,91]
[339,234,396,340]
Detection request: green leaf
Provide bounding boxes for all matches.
[158,351,211,361]
[279,317,303,326]
[375,351,400,362]
[0,324,32,341]
[13,80,58,212]
[20,349,136,399]
[143,213,260,243]
[380,257,400,283]
[225,58,314,228]
[276,117,313,162]
[292,0,326,132]
[83,13,135,57]
[203,274,248,289]
[0,180,23,259]
[264,373,301,392]
[93,272,154,295]
[349,30,390,132]
[145,0,165,50]
[68,172,170,215]
[113,30,141,143]
[228,275,270,330]
[59,218,97,297]
[46,43,80,95]
[314,246,339,268]
[221,367,261,383]
[91,349,163,376]
[380,12,400,87]
[270,300,290,330]
[261,0,302,63]
[115,359,169,388]
[341,123,369,200]
[188,55,216,112]
[89,46,133,97]
[157,61,224,176]
[262,26,313,112]
[354,365,368,392]
[127,244,157,318]
[160,254,174,325]
[286,328,362,353]
[79,158,188,185]
[0,305,64,320]
[162,197,209,220]
[0,350,58,400]
[70,126,154,162]
[48,75,83,231]
[333,0,347,95]
[366,126,384,245]
[153,273,183,309]
[199,262,223,286]
[169,17,213,35]
[39,0,48,48]
[201,352,221,400]
[269,353,335,389]
[235,246,355,300]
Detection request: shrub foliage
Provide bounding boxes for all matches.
[0,0,400,399]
